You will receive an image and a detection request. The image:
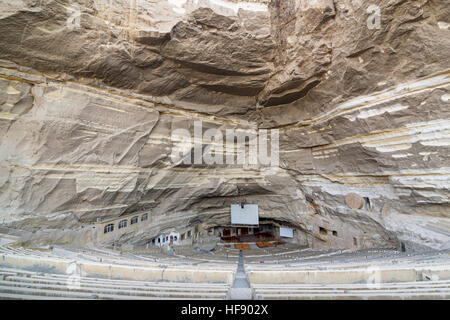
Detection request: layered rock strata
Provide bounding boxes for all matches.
[0,0,449,249]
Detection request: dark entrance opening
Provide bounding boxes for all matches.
[401,242,406,252]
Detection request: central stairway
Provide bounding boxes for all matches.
[230,250,251,299]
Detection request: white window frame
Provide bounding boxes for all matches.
[104,223,114,234]
[118,219,127,229]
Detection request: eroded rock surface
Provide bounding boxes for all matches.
[0,0,449,250]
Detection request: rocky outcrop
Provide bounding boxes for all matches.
[0,0,449,250]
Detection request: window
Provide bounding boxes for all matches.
[181,234,185,241]
[174,236,177,241]
[118,220,127,229]
[141,213,148,221]
[332,230,338,236]
[158,238,160,243]
[104,224,114,234]
[166,236,168,241]
[131,216,138,225]
[319,227,327,235]
[353,237,358,246]
[152,239,155,244]
[187,231,191,238]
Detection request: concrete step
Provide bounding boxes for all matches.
[0,272,19,279]
[0,260,235,284]
[254,287,450,295]
[247,263,450,272]
[3,276,230,293]
[0,269,230,289]
[255,292,450,299]
[248,265,450,284]
[28,274,230,288]
[253,280,450,299]
[0,281,229,299]
[0,284,115,299]
[0,292,83,300]
[251,280,450,290]
[0,285,219,300]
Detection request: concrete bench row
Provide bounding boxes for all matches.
[60,247,238,268]
[0,267,230,287]
[246,258,450,271]
[245,251,450,270]
[1,244,231,270]
[0,267,230,300]
[244,249,404,265]
[0,246,49,257]
[246,265,450,284]
[252,280,450,300]
[1,253,236,284]
[1,243,239,271]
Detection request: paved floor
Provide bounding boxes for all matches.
[230,250,252,300]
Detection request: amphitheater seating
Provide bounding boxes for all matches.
[0,242,236,285]
[252,281,450,299]
[0,267,230,300]
[244,246,449,267]
[244,248,450,299]
[1,234,449,300]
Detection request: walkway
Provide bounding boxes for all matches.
[230,250,252,299]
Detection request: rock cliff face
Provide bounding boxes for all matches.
[0,0,449,249]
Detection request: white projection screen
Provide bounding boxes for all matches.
[231,204,259,225]
[280,227,294,238]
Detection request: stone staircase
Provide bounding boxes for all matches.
[230,250,251,300]
[0,267,230,300]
